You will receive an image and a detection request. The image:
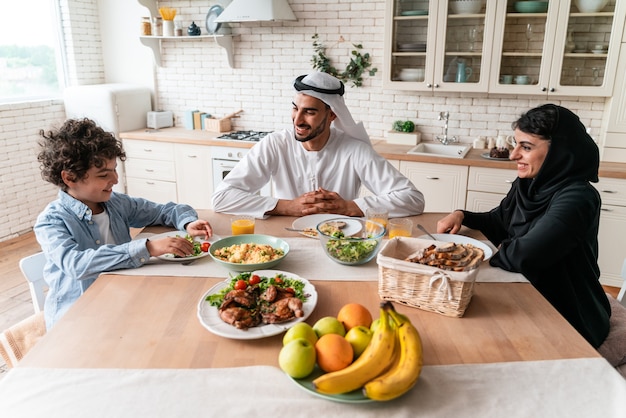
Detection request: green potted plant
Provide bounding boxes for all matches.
[388,120,421,145]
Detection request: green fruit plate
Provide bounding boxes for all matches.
[288,366,373,403]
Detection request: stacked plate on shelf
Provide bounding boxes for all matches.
[397,42,427,52]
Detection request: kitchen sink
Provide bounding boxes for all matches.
[406,143,471,159]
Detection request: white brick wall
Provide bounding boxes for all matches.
[0,101,64,242]
[150,0,607,142]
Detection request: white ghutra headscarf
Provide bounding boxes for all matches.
[293,72,370,144]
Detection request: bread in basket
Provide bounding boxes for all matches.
[376,237,484,317]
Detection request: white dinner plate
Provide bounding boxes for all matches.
[291,214,362,239]
[205,4,223,35]
[197,270,318,340]
[150,231,221,262]
[417,233,495,261]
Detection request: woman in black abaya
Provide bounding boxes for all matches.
[437,104,610,347]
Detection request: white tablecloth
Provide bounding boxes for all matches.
[2,358,624,417]
[110,236,527,283]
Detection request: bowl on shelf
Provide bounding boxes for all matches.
[208,234,289,272]
[449,0,484,15]
[316,218,385,266]
[398,68,425,82]
[574,0,609,13]
[514,1,549,13]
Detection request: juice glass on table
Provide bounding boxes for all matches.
[231,215,255,235]
[366,207,388,234]
[388,218,413,238]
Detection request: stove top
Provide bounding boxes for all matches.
[217,130,271,142]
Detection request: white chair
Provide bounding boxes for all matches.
[19,252,47,314]
[618,258,626,308]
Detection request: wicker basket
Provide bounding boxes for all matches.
[204,117,232,133]
[376,237,480,317]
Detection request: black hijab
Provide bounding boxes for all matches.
[502,104,600,233]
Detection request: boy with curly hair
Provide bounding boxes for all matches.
[35,118,213,329]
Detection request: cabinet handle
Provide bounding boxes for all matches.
[426,83,432,88]
[143,149,153,152]
[187,155,198,158]
[549,88,555,92]
[505,179,514,184]
[434,84,440,88]
[541,87,547,92]
[601,190,617,194]
[145,169,154,172]
[425,176,440,180]
[146,181,155,185]
[601,207,613,212]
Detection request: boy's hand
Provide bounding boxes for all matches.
[146,236,194,258]
[185,219,213,240]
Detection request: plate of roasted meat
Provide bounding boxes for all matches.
[197,270,318,339]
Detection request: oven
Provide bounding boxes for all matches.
[211,131,273,197]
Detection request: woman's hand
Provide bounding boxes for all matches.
[437,210,464,234]
[185,219,213,240]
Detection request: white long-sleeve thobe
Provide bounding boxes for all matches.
[211,128,425,218]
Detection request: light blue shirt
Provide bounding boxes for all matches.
[34,190,198,329]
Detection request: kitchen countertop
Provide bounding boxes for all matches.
[119,127,626,179]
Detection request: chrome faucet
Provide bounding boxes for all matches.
[436,111,457,145]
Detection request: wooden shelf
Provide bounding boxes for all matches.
[139,35,235,68]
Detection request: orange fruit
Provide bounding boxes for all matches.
[336,303,373,331]
[315,333,353,373]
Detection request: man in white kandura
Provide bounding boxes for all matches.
[212,71,425,218]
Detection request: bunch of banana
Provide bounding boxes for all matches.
[312,303,396,395]
[362,304,424,401]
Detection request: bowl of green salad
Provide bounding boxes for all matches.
[316,218,385,265]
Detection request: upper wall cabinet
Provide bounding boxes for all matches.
[383,0,499,92]
[489,0,625,97]
[383,0,625,97]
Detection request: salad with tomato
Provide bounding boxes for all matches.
[206,272,308,307]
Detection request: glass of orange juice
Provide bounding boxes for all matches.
[231,215,255,235]
[365,207,388,234]
[388,218,413,239]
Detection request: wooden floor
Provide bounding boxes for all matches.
[0,232,620,380]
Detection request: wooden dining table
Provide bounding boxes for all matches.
[4,211,626,417]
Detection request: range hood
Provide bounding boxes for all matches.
[215,0,297,22]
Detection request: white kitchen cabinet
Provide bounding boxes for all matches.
[174,144,213,209]
[383,0,499,93]
[594,177,626,287]
[465,166,517,211]
[399,161,468,213]
[124,139,178,204]
[489,0,625,97]
[602,43,626,163]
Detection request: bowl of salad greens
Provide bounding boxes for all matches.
[316,218,385,265]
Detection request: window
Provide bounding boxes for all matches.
[0,0,66,103]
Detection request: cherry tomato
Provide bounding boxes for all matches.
[201,242,210,252]
[249,275,261,285]
[234,279,247,290]
[274,276,283,285]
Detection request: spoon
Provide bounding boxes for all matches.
[416,224,437,241]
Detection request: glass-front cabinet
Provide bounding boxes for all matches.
[384,0,625,96]
[383,0,498,92]
[490,0,625,96]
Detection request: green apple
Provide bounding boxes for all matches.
[278,338,316,379]
[313,316,346,337]
[283,322,318,346]
[370,318,381,333]
[344,325,373,358]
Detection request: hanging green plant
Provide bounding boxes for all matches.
[310,34,377,88]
